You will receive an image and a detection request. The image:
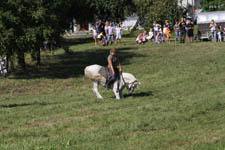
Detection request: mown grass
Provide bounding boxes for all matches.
[0,34,225,150]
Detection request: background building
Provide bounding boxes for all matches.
[178,0,201,17]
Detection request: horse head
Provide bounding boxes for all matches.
[121,72,140,95]
[127,80,140,95]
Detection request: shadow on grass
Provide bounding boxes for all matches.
[11,46,144,79]
[122,31,142,38]
[124,91,153,98]
[0,102,56,108]
[63,37,93,45]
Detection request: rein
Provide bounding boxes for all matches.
[120,72,136,89]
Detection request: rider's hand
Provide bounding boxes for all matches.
[119,68,122,72]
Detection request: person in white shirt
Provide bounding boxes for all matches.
[92,26,98,46]
[136,33,143,45]
[142,31,148,44]
[147,28,154,43]
[153,20,161,41]
[115,24,122,46]
[107,22,115,45]
[217,29,222,42]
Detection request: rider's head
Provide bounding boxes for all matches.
[110,48,116,56]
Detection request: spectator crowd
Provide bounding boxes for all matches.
[92,17,225,46]
[209,19,225,43]
[92,20,122,46]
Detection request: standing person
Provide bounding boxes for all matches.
[209,20,217,42]
[163,20,170,42]
[97,19,105,35]
[115,24,122,46]
[153,20,161,41]
[223,27,225,42]
[92,26,98,46]
[106,48,122,88]
[217,29,222,43]
[186,19,194,42]
[179,17,187,43]
[107,22,115,45]
[105,21,109,43]
[173,21,180,41]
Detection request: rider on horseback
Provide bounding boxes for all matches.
[106,48,122,88]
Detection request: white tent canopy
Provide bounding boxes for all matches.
[197,11,225,24]
[121,16,138,30]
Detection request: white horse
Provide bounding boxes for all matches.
[84,64,140,99]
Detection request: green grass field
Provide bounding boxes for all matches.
[0,34,225,150]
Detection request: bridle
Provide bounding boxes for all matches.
[120,72,137,90]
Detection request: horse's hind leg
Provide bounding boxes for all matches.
[93,81,103,99]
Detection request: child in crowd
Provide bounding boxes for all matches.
[153,20,161,41]
[147,28,154,43]
[164,28,171,42]
[218,29,222,42]
[163,20,170,42]
[92,26,98,46]
[155,32,162,44]
[136,33,143,44]
[142,31,148,44]
[115,24,122,46]
[98,32,107,46]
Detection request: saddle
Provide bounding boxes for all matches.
[104,67,120,90]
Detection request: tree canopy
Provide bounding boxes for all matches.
[0,0,74,69]
[134,0,182,30]
[0,0,184,72]
[200,0,225,11]
[0,0,135,72]
[86,0,135,22]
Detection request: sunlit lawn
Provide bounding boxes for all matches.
[0,34,225,150]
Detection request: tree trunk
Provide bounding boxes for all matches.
[10,60,15,72]
[31,50,37,62]
[17,51,26,71]
[36,48,41,65]
[6,53,9,72]
[31,46,41,65]
[131,17,140,32]
[7,50,15,73]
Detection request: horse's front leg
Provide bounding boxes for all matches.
[113,81,120,99]
[93,81,103,99]
[119,90,124,99]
